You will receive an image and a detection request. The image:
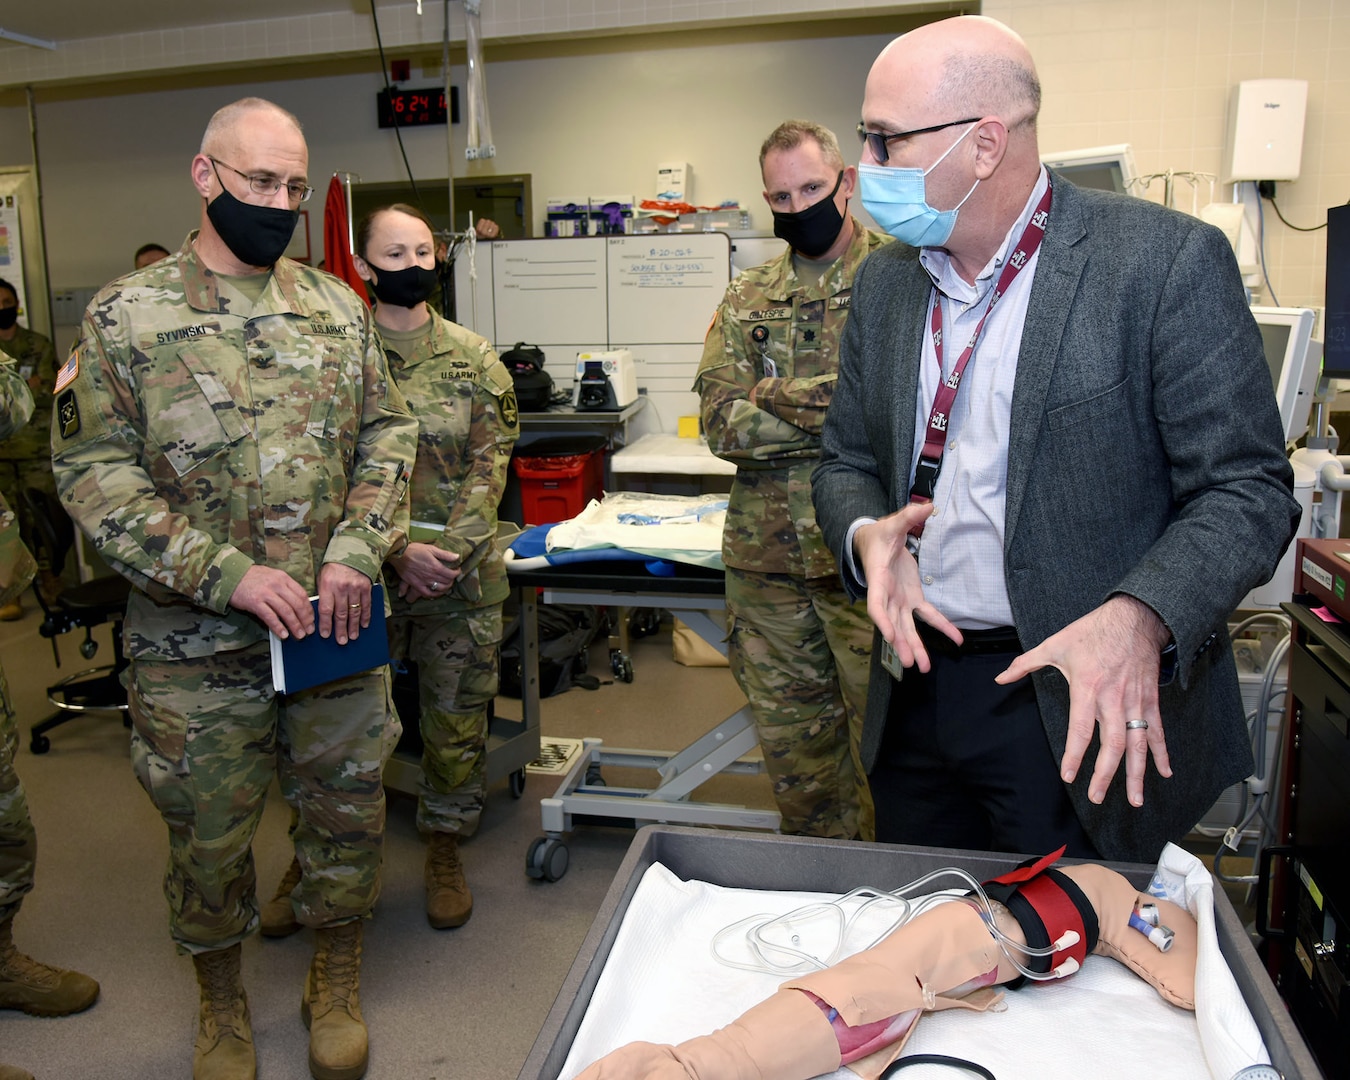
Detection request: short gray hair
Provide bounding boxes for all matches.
[934,54,1041,130]
[201,97,303,155]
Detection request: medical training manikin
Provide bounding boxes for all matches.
[576,849,1198,1080]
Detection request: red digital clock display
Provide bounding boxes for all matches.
[377,87,458,129]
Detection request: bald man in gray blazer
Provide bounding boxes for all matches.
[814,16,1300,863]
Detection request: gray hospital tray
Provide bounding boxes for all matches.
[519,826,1323,1080]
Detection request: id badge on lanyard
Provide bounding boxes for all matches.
[880,639,905,681]
[750,322,778,378]
[906,180,1053,549]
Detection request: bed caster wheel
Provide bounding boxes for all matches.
[30,733,50,755]
[509,768,527,798]
[629,610,660,638]
[80,639,99,660]
[585,763,607,787]
[610,651,633,683]
[526,837,569,882]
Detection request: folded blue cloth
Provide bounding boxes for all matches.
[508,523,676,576]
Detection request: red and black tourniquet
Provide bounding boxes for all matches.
[979,846,1099,987]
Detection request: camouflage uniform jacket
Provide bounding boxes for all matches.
[0,356,37,604]
[0,323,56,462]
[383,310,519,611]
[51,232,418,660]
[695,217,890,577]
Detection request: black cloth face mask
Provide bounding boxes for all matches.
[206,176,299,269]
[365,262,440,308]
[0,306,17,331]
[772,170,846,258]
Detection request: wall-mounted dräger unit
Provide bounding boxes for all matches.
[1222,78,1308,184]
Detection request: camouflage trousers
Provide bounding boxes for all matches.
[388,603,503,837]
[127,643,400,954]
[0,666,37,925]
[725,566,875,841]
[0,457,57,571]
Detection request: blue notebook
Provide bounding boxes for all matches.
[269,584,390,694]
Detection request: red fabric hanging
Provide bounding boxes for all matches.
[322,175,369,305]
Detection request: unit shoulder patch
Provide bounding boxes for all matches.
[56,388,81,439]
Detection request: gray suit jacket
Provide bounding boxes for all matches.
[813,174,1300,863]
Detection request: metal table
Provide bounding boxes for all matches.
[506,560,779,882]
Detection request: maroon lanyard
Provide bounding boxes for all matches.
[907,181,1053,542]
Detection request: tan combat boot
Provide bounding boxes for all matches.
[192,944,255,1080]
[424,832,473,929]
[303,921,368,1080]
[259,856,303,938]
[0,1064,36,1080]
[0,915,100,1016]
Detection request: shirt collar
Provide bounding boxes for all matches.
[920,166,1050,304]
[180,229,320,317]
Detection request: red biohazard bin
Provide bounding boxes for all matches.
[511,446,605,526]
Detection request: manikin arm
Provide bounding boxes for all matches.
[574,857,1197,1080]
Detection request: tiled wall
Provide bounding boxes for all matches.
[992,0,1347,310]
[0,0,938,86]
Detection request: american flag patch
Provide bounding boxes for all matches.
[54,349,79,393]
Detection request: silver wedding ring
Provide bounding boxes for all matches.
[431,581,442,590]
[1125,719,1149,731]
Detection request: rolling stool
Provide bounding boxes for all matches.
[21,487,131,753]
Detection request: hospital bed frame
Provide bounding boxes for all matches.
[506,561,779,882]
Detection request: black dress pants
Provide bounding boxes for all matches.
[871,631,1099,859]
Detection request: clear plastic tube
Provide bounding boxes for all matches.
[711,866,1083,982]
[463,0,495,160]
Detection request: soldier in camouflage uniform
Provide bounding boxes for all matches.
[261,205,518,935]
[50,99,417,1080]
[696,120,891,841]
[0,278,59,620]
[1,356,100,1080]
[362,205,518,929]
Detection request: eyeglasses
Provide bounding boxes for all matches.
[856,118,982,165]
[209,157,313,204]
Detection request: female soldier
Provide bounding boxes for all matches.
[359,203,519,927]
[261,204,519,932]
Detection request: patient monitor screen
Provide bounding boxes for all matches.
[1258,321,1292,390]
[1055,163,1126,194]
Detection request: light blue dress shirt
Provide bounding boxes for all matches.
[846,168,1051,629]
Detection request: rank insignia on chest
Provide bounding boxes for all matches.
[56,389,81,439]
[801,328,816,343]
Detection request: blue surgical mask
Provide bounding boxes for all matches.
[858,123,980,247]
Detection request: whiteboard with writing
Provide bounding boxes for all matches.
[606,234,731,345]
[470,232,730,348]
[490,237,609,346]
[452,234,732,435]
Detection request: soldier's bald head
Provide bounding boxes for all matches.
[201,98,305,159]
[870,16,1041,137]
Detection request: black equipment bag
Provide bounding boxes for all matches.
[500,342,554,412]
[498,602,604,698]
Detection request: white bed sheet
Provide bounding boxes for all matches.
[545,492,727,568]
[559,859,1262,1080]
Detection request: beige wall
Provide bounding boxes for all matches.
[993,0,1346,311]
[0,0,1341,313]
[1,27,905,295]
